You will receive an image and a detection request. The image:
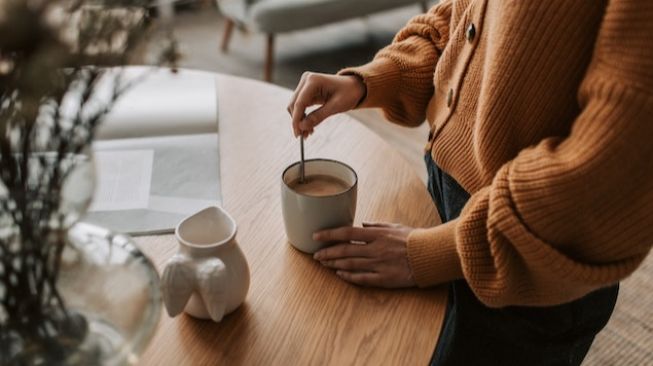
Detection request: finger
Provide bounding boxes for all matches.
[298,103,335,132]
[300,126,315,139]
[291,87,311,137]
[291,98,314,136]
[287,73,308,120]
[320,257,376,271]
[291,74,327,137]
[314,226,385,243]
[313,242,372,261]
[288,72,308,111]
[336,271,382,287]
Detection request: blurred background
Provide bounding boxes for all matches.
[167,0,427,88]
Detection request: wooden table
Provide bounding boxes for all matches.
[136,72,447,365]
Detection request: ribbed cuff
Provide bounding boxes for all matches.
[338,57,401,109]
[406,220,463,287]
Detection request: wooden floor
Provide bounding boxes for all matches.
[160,5,652,365]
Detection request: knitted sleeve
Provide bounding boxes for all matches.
[408,0,653,307]
[338,0,452,127]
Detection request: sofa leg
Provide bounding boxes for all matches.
[221,18,235,53]
[264,34,275,82]
[420,1,429,13]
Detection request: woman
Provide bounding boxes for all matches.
[287,0,653,365]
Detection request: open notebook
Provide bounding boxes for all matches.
[82,67,222,235]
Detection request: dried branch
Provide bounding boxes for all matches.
[0,0,178,361]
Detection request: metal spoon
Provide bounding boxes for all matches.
[299,135,306,183]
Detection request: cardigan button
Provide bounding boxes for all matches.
[447,88,454,107]
[466,23,476,42]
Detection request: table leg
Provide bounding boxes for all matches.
[264,34,275,82]
[421,1,429,13]
[221,18,235,53]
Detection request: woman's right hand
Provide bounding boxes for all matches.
[287,72,366,138]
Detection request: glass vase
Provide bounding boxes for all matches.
[0,149,161,365]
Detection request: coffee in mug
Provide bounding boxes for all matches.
[281,159,357,253]
[287,174,350,197]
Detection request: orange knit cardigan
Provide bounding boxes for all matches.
[341,0,653,307]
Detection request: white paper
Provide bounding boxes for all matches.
[84,134,221,235]
[89,150,153,212]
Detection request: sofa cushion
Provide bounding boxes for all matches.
[220,0,423,34]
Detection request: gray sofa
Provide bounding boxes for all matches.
[217,0,430,81]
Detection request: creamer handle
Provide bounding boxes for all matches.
[161,255,195,317]
[196,258,228,322]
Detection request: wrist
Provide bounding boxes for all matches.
[406,220,463,287]
[338,58,401,109]
[340,74,367,108]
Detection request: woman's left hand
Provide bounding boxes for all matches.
[312,222,417,288]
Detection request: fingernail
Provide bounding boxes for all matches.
[312,232,321,241]
[313,251,322,260]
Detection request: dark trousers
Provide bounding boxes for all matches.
[425,153,619,366]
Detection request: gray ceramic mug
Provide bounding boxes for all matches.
[281,159,358,253]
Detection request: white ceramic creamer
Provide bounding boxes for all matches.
[161,206,250,322]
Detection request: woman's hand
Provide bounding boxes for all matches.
[287,72,366,137]
[312,222,416,288]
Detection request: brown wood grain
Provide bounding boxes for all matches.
[136,74,447,366]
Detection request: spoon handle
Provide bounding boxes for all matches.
[300,136,306,183]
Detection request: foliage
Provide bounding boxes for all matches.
[0,0,178,362]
